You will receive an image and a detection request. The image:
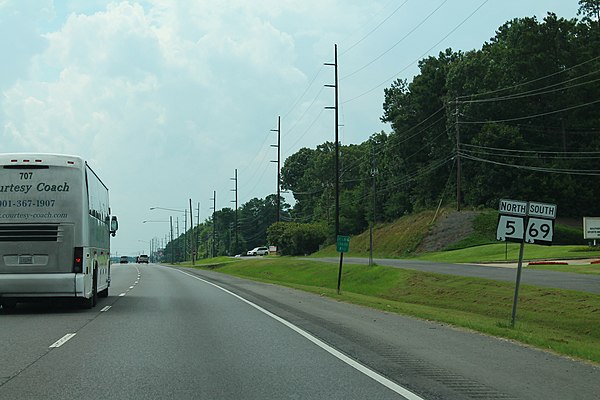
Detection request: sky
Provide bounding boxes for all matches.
[0,0,579,256]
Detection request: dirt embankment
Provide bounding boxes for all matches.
[418,210,479,252]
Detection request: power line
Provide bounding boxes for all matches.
[460,152,600,176]
[342,0,490,104]
[282,66,326,120]
[457,72,600,104]
[462,143,600,155]
[457,54,600,100]
[283,86,325,139]
[459,98,600,124]
[338,106,447,175]
[461,148,600,160]
[341,0,449,80]
[339,0,410,57]
[284,108,326,156]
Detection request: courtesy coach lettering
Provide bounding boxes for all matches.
[0,182,70,194]
[36,182,70,192]
[0,184,33,194]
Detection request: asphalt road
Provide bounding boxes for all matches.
[311,257,600,294]
[1,264,407,400]
[1,263,599,400]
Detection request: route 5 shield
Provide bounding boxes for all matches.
[496,215,525,242]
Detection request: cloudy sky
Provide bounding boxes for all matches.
[0,0,578,256]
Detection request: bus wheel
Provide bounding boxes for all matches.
[81,268,98,309]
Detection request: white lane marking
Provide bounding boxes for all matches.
[49,333,76,348]
[100,306,111,312]
[119,293,126,297]
[177,270,424,400]
[129,286,134,289]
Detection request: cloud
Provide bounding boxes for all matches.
[0,0,381,254]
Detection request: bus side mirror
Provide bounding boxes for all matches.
[110,216,119,237]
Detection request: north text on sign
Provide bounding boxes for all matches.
[499,199,528,216]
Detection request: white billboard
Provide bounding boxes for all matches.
[583,217,600,239]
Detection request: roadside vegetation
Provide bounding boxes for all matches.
[313,208,600,265]
[164,5,600,264]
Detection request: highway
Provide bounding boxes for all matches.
[1,263,599,400]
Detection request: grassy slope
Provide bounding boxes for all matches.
[314,208,600,268]
[313,209,438,258]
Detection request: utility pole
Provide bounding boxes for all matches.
[230,169,238,254]
[189,198,194,265]
[196,201,200,259]
[170,216,173,264]
[270,116,281,223]
[211,191,216,258]
[369,141,378,267]
[183,212,187,261]
[326,44,345,294]
[455,98,461,212]
[176,217,179,262]
[325,44,340,238]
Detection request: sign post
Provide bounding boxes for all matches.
[336,235,350,294]
[497,199,556,327]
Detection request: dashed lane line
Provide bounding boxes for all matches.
[49,333,76,348]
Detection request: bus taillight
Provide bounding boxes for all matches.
[73,247,83,273]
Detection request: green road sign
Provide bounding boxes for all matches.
[336,235,350,253]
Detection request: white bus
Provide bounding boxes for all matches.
[0,154,118,310]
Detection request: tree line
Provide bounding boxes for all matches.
[282,4,600,239]
[166,2,600,258]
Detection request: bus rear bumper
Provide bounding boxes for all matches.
[0,273,80,298]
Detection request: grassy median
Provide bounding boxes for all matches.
[183,257,600,364]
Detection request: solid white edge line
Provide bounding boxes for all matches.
[177,270,424,400]
[49,333,76,348]
[100,305,111,312]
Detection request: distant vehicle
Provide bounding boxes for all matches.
[0,153,118,310]
[247,246,269,256]
[120,256,129,264]
[138,254,149,264]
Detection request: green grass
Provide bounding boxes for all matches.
[167,256,242,269]
[444,211,497,250]
[194,257,600,364]
[313,209,439,258]
[527,263,600,275]
[415,243,600,263]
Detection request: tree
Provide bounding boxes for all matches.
[267,222,327,256]
[578,0,600,27]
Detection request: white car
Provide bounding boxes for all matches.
[247,247,269,256]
